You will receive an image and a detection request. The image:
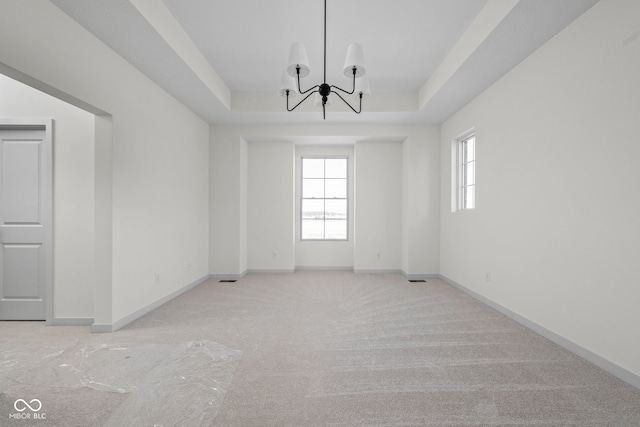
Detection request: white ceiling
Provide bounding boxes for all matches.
[51,0,599,125]
[163,0,487,93]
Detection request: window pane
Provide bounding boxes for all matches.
[300,157,349,241]
[302,178,324,198]
[302,220,325,239]
[465,185,475,209]
[303,158,324,178]
[302,199,324,219]
[325,158,347,178]
[465,161,475,186]
[457,135,476,211]
[325,220,347,240]
[325,199,347,220]
[464,137,475,161]
[325,178,346,198]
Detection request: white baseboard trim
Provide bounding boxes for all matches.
[91,274,209,333]
[209,271,247,281]
[295,266,354,271]
[51,317,93,326]
[247,269,295,274]
[439,274,640,390]
[354,269,403,275]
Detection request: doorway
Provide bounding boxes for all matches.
[0,120,52,321]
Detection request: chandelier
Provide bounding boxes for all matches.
[279,0,371,119]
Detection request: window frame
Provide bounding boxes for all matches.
[456,133,476,211]
[300,155,349,241]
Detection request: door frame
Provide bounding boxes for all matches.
[0,118,53,324]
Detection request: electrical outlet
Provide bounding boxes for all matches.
[155,273,160,284]
[272,252,278,259]
[485,272,491,282]
[377,251,382,260]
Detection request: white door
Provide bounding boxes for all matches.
[0,124,52,320]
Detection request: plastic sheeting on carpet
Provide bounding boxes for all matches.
[0,339,241,425]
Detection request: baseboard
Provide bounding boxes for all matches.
[291,267,439,278]
[295,266,354,271]
[209,271,248,281]
[439,275,640,390]
[246,269,295,274]
[401,271,440,280]
[354,269,403,275]
[91,274,209,333]
[51,317,93,326]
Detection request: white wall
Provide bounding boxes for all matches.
[0,1,210,328]
[402,128,441,277]
[440,0,640,378]
[209,124,440,276]
[248,141,295,271]
[209,128,246,276]
[0,74,94,320]
[295,144,355,269]
[354,141,402,272]
[113,102,209,323]
[239,137,248,275]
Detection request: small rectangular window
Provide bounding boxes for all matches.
[457,134,475,210]
[301,157,348,240]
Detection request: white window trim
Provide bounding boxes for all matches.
[300,155,349,241]
[452,130,476,212]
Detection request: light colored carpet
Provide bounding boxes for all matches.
[1,271,640,426]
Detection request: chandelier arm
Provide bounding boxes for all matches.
[330,68,357,95]
[287,89,318,112]
[330,83,355,95]
[333,91,363,114]
[296,69,320,95]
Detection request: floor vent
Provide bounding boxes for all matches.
[408,279,427,283]
[219,279,237,283]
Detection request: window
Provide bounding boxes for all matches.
[457,134,475,210]
[301,157,348,240]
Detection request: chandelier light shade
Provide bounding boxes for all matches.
[343,43,366,78]
[353,74,371,100]
[280,0,370,119]
[279,71,298,98]
[287,43,311,78]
